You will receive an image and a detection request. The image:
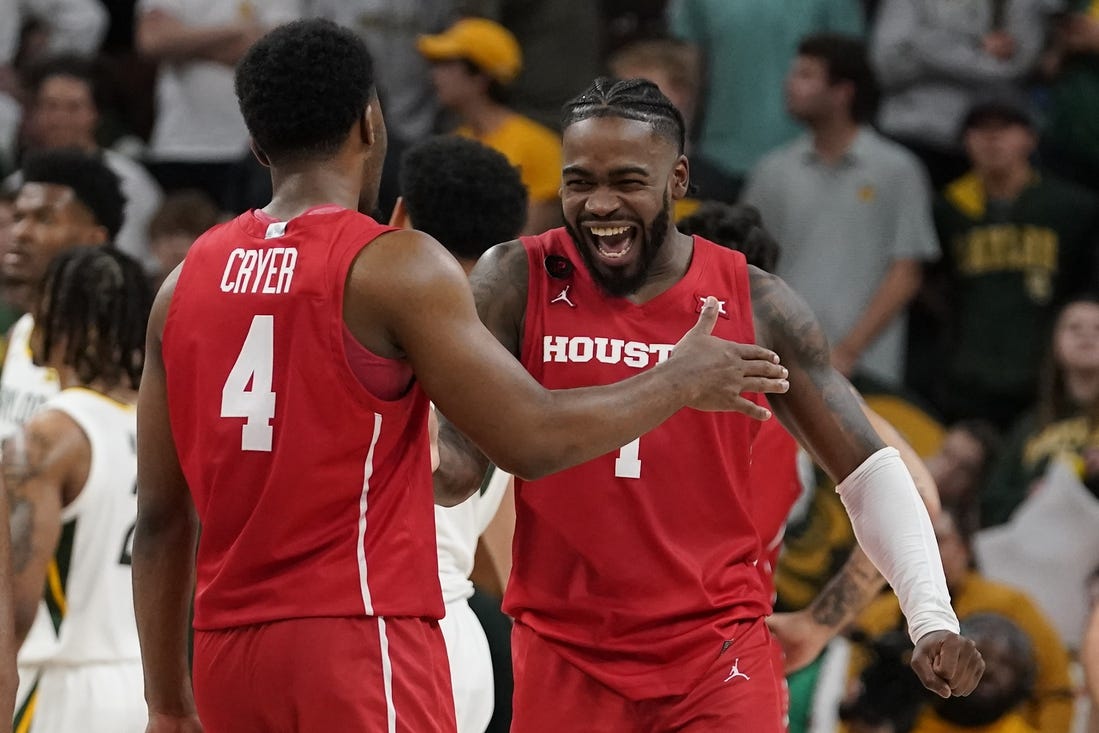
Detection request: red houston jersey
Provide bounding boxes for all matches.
[505,229,772,699]
[162,206,441,630]
[749,415,803,592]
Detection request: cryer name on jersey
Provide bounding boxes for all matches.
[220,247,298,295]
[543,335,676,368]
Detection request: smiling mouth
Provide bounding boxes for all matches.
[587,224,637,260]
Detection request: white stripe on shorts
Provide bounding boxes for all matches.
[378,617,397,733]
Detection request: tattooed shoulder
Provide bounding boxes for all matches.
[469,239,529,357]
[749,266,831,370]
[748,267,883,466]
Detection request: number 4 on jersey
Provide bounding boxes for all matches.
[221,315,276,451]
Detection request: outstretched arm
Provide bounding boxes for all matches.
[752,267,982,697]
[352,233,790,504]
[434,241,524,503]
[134,269,203,732]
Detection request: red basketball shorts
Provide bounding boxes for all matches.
[511,617,787,733]
[193,616,456,732]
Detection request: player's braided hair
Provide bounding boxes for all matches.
[562,77,686,154]
[34,247,151,390]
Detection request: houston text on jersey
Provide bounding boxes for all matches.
[542,335,676,368]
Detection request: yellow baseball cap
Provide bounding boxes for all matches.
[418,18,522,85]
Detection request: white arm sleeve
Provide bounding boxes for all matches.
[836,447,960,643]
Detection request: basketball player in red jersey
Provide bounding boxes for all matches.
[132,22,792,733]
[436,78,984,732]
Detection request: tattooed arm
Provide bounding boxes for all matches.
[0,443,16,723]
[751,267,886,478]
[752,268,983,697]
[2,412,87,645]
[433,240,527,505]
[767,548,884,672]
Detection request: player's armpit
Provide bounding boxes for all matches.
[750,267,885,481]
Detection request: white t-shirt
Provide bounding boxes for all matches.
[1,0,108,61]
[138,0,301,162]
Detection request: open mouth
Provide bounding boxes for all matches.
[586,223,638,262]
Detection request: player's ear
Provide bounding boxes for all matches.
[249,139,271,168]
[671,154,690,200]
[360,105,376,148]
[389,197,411,229]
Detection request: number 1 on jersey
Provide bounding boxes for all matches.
[221,315,276,452]
[614,437,642,479]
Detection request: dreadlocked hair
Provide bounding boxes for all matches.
[34,247,152,390]
[562,77,686,154]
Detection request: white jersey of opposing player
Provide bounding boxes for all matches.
[435,465,511,733]
[40,388,140,665]
[15,388,144,733]
[435,465,511,605]
[0,314,59,440]
[3,314,62,708]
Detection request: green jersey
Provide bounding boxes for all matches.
[936,172,1099,425]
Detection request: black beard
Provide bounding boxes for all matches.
[565,195,671,298]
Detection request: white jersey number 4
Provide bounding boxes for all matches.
[614,437,642,479]
[221,315,276,451]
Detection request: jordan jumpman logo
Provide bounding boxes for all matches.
[723,658,750,683]
[551,286,575,307]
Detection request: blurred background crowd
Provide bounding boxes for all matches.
[0,1,1098,732]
